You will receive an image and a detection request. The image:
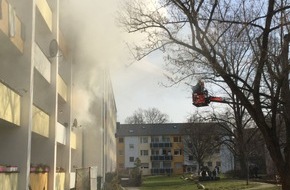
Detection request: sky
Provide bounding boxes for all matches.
[63,0,218,124]
[111,52,196,123]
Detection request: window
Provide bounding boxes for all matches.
[152,161,160,168]
[162,136,170,142]
[119,150,124,156]
[162,149,167,155]
[151,136,159,143]
[140,150,149,156]
[119,138,124,143]
[129,157,134,162]
[141,163,149,169]
[216,161,221,167]
[163,162,171,168]
[174,149,182,156]
[151,150,159,155]
[140,137,148,143]
[129,144,134,149]
[173,136,181,143]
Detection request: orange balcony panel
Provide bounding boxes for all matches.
[173,155,184,163]
[29,173,48,190]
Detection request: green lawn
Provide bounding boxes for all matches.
[139,175,281,190]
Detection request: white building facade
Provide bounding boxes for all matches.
[0,0,117,189]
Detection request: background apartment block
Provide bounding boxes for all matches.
[0,0,117,189]
[116,123,234,176]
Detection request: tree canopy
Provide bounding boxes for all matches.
[119,0,290,189]
[125,107,169,124]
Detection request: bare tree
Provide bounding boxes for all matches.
[119,0,290,189]
[125,107,169,124]
[182,123,224,173]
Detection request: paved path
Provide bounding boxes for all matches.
[245,182,280,190]
[124,183,280,190]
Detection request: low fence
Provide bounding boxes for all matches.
[75,167,98,190]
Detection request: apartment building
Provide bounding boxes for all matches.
[116,123,234,176]
[0,0,117,189]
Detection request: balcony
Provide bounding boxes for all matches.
[34,43,51,83]
[0,0,24,55]
[71,131,76,149]
[0,173,18,190]
[151,168,173,175]
[0,82,20,126]
[150,142,172,148]
[36,0,52,31]
[29,173,48,190]
[58,75,67,102]
[32,105,49,138]
[69,172,76,189]
[56,122,66,145]
[150,155,173,161]
[55,172,65,190]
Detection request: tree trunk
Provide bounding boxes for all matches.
[239,151,248,178]
[280,170,290,190]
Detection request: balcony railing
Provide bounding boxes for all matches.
[36,0,52,31]
[150,142,172,148]
[56,122,66,145]
[32,105,49,137]
[150,155,173,161]
[151,168,173,175]
[71,132,76,149]
[34,43,51,83]
[0,82,20,126]
[58,75,67,102]
[55,172,65,190]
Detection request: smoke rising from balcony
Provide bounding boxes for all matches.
[60,0,127,124]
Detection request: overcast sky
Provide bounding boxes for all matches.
[65,0,219,124]
[111,53,196,123]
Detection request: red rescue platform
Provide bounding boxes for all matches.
[191,80,230,107]
[192,93,230,107]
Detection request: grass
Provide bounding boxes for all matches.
[139,175,281,190]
